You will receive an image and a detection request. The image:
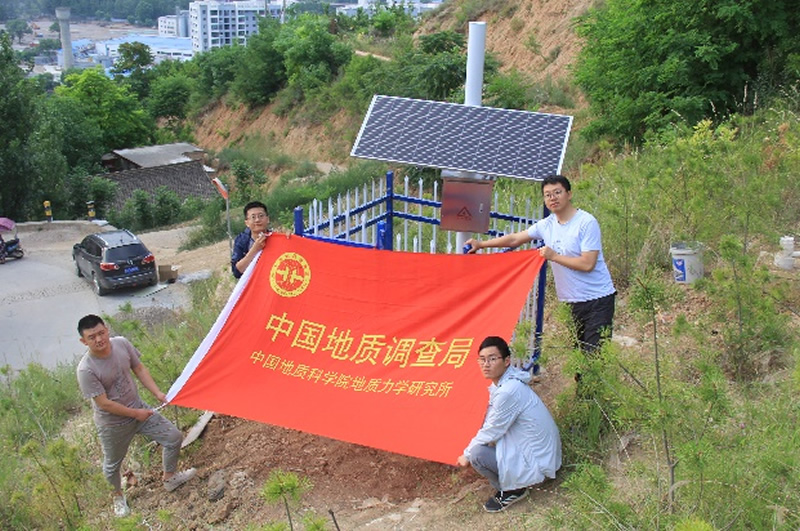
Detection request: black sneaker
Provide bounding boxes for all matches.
[483,488,528,512]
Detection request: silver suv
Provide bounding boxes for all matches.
[73,230,157,296]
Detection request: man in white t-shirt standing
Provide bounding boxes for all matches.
[76,314,196,517]
[466,174,616,353]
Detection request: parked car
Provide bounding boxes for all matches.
[73,230,157,296]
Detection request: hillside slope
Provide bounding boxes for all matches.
[421,0,592,84]
[191,0,592,163]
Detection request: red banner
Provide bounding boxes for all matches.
[167,235,544,464]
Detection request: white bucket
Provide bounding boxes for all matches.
[670,242,704,284]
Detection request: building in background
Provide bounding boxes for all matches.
[101,142,210,172]
[159,7,191,37]
[95,34,194,65]
[99,143,216,211]
[334,0,444,17]
[189,0,268,54]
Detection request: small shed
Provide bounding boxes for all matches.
[101,142,210,173]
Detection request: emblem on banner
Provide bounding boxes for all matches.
[270,252,311,297]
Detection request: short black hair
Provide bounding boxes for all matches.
[243,201,269,218]
[478,336,511,359]
[541,174,571,193]
[78,314,105,336]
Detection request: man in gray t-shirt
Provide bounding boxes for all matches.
[77,314,196,517]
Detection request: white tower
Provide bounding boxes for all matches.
[55,7,74,70]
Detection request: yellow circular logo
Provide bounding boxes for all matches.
[270,252,311,297]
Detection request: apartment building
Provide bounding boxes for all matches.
[159,8,191,38]
[189,0,269,54]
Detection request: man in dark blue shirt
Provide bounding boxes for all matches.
[231,201,271,278]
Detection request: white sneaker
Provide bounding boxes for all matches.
[113,495,130,517]
[164,467,197,492]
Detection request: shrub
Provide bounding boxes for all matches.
[153,186,182,226]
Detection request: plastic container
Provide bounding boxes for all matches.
[779,235,795,253]
[776,235,795,270]
[670,242,704,284]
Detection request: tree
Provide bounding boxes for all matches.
[148,73,192,119]
[56,68,153,152]
[134,0,155,25]
[573,0,800,143]
[192,44,246,103]
[397,48,467,100]
[36,94,105,171]
[0,32,37,220]
[112,41,154,74]
[231,17,285,106]
[369,5,415,38]
[274,14,352,95]
[112,41,154,99]
[418,31,464,55]
[153,186,181,226]
[6,19,31,44]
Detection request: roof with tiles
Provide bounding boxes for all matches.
[100,160,217,211]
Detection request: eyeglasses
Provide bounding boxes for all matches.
[477,355,503,365]
[543,189,565,200]
[248,213,268,221]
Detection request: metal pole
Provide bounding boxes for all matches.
[456,21,487,254]
[385,171,394,250]
[226,196,232,255]
[293,206,304,235]
[464,22,486,107]
[530,203,551,373]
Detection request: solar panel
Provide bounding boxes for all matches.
[351,95,573,180]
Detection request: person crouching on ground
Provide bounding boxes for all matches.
[76,314,196,517]
[231,200,272,278]
[457,336,562,513]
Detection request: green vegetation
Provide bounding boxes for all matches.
[260,470,312,530]
[2,5,565,225]
[109,187,205,232]
[5,18,31,43]
[0,362,103,527]
[574,0,800,143]
[182,156,385,250]
[545,104,800,528]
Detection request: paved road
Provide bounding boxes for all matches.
[0,222,190,373]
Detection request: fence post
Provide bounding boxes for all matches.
[385,171,394,251]
[293,206,305,236]
[377,220,387,250]
[529,201,551,374]
[529,263,548,375]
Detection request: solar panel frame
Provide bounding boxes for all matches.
[351,95,573,181]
